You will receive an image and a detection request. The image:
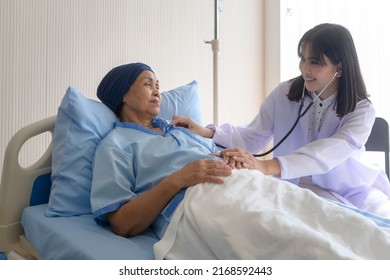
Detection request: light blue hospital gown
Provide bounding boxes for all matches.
[91,117,219,238]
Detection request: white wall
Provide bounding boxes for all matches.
[0,0,265,180]
[264,0,281,94]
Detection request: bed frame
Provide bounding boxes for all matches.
[0,116,55,259]
[0,116,160,260]
[0,82,202,260]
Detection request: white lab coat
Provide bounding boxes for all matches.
[212,80,390,215]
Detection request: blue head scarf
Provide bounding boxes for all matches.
[97,62,154,115]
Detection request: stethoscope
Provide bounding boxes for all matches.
[216,71,338,157]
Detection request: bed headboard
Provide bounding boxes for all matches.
[0,115,56,253]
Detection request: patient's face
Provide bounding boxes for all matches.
[121,70,161,122]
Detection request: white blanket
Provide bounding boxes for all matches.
[154,169,390,259]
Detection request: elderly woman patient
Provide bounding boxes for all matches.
[91,63,231,239]
[91,62,390,260]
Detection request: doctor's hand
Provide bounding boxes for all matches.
[171,115,215,138]
[217,148,257,170]
[217,148,281,177]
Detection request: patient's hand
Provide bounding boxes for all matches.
[171,115,214,138]
[168,159,232,188]
[218,148,257,170]
[217,148,281,177]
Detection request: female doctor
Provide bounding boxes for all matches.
[172,23,390,218]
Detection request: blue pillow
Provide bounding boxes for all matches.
[46,80,202,217]
[160,80,203,124]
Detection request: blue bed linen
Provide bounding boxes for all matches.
[326,198,390,228]
[21,204,159,260]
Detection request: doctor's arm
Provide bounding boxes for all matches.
[276,102,375,179]
[218,100,375,178]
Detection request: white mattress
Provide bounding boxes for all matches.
[21,204,159,259]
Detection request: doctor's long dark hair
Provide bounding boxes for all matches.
[287,23,369,118]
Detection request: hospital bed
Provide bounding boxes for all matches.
[0,81,202,259]
[1,81,390,260]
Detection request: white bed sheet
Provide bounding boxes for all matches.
[21,204,159,260]
[155,169,390,260]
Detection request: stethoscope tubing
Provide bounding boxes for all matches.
[215,97,314,157]
[252,98,314,157]
[216,72,337,157]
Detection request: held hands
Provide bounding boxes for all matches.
[171,115,215,138]
[215,148,258,170]
[214,148,281,177]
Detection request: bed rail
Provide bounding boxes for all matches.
[0,116,56,253]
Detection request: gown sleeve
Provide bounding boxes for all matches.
[91,141,137,226]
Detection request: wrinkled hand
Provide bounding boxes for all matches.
[212,148,281,176]
[215,148,258,170]
[169,159,232,189]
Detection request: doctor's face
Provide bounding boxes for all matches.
[299,44,340,100]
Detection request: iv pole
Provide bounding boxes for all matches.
[205,0,220,125]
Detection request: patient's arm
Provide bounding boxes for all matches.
[108,159,232,237]
[171,115,215,138]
